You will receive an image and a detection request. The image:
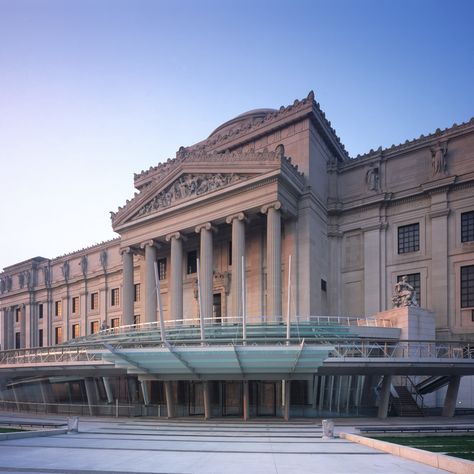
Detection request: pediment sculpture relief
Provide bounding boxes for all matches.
[135,173,245,218]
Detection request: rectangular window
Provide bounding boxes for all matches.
[187,250,197,274]
[15,332,20,349]
[321,279,327,292]
[90,321,99,334]
[54,301,62,317]
[461,211,474,243]
[54,326,62,345]
[38,303,43,319]
[397,273,421,306]
[15,307,21,323]
[111,288,120,307]
[228,241,232,266]
[158,258,167,280]
[71,323,80,339]
[134,283,141,302]
[134,314,141,326]
[90,292,99,311]
[461,265,474,308]
[398,223,420,254]
[38,329,43,347]
[72,296,80,314]
[111,317,120,328]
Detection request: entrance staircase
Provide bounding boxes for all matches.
[392,385,424,417]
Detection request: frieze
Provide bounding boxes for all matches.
[134,173,245,219]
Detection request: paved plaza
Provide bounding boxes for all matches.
[0,415,451,474]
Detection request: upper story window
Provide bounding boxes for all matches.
[15,307,21,323]
[187,250,197,274]
[71,323,80,339]
[90,292,99,311]
[90,321,99,334]
[134,283,141,302]
[72,296,80,314]
[158,258,167,280]
[54,300,62,318]
[38,303,43,319]
[461,265,474,308]
[111,317,120,328]
[398,223,420,254]
[111,288,120,307]
[461,211,474,243]
[54,326,62,345]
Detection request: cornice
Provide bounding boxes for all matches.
[347,117,474,163]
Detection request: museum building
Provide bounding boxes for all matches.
[1,91,474,419]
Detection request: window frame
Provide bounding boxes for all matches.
[461,211,474,243]
[397,223,420,254]
[461,265,474,308]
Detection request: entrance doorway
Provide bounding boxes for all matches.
[256,381,277,416]
[222,382,242,416]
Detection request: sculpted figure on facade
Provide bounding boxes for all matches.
[392,276,418,308]
[431,142,448,176]
[366,166,380,192]
[80,256,88,278]
[61,261,70,282]
[136,173,243,218]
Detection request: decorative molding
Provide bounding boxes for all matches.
[134,173,245,220]
[261,201,282,214]
[195,222,217,234]
[226,212,247,225]
[165,232,187,242]
[140,240,160,250]
[428,208,450,219]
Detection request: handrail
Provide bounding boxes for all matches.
[1,337,474,366]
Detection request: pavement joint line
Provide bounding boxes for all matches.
[57,435,349,444]
[0,468,189,474]
[0,444,389,455]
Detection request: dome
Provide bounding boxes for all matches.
[209,108,277,138]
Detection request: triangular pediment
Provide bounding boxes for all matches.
[132,172,252,220]
[111,147,301,230]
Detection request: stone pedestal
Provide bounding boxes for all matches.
[375,306,435,341]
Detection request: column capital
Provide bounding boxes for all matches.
[225,212,248,225]
[140,240,160,250]
[195,222,217,234]
[261,201,282,214]
[119,246,134,255]
[165,231,187,242]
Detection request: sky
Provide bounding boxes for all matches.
[1,0,473,269]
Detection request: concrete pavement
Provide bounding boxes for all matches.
[0,415,452,473]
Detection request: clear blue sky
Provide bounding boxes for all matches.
[1,0,473,269]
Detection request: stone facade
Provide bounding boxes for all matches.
[1,91,474,349]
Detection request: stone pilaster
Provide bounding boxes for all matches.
[121,247,135,326]
[196,223,215,320]
[262,202,282,320]
[166,232,184,322]
[226,213,247,318]
[141,240,158,323]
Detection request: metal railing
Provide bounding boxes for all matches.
[1,337,474,368]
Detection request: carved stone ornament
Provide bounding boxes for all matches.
[61,261,70,282]
[100,250,108,271]
[0,279,5,294]
[366,166,380,192]
[43,265,51,286]
[18,273,25,289]
[80,255,88,277]
[430,141,448,176]
[135,173,244,219]
[392,276,419,308]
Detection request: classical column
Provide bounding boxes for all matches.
[226,213,246,319]
[121,248,135,326]
[195,223,214,321]
[166,233,184,322]
[262,202,282,320]
[141,240,158,323]
[1,308,8,350]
